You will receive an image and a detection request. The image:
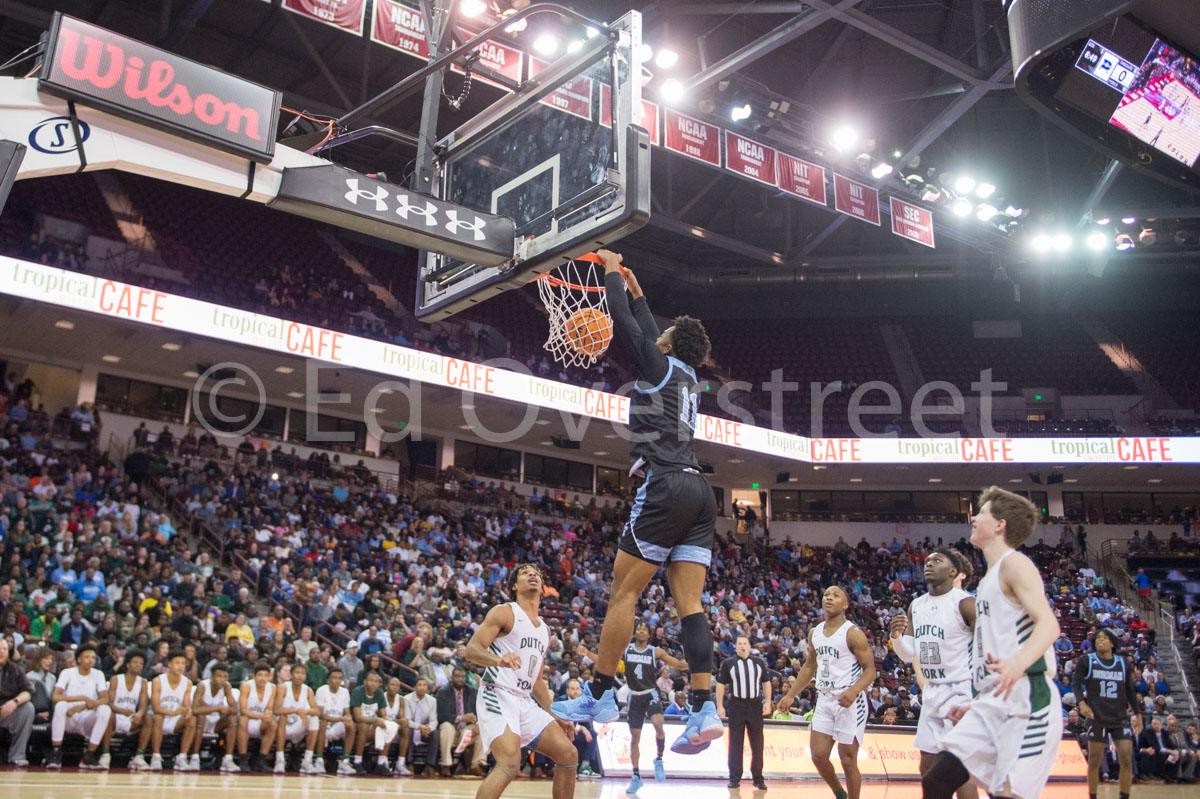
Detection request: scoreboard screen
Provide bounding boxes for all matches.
[1075,40,1139,93]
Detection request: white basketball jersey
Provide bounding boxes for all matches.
[246,682,275,715]
[155,673,192,714]
[971,550,1056,695]
[482,602,548,697]
[199,679,233,711]
[57,667,106,709]
[281,683,312,713]
[911,587,973,684]
[315,685,350,717]
[384,692,403,721]
[114,673,144,713]
[811,619,861,695]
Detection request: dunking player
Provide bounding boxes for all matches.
[889,549,978,799]
[921,487,1063,799]
[775,587,876,799]
[622,622,688,792]
[1073,629,1137,799]
[552,250,723,755]
[466,564,579,799]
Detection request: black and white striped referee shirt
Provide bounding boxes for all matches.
[718,654,770,700]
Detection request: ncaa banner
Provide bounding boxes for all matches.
[725,131,777,186]
[371,0,429,60]
[283,0,368,36]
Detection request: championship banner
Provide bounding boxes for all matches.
[529,58,593,120]
[776,152,827,207]
[38,14,280,162]
[595,721,1088,781]
[663,109,721,166]
[600,84,660,144]
[833,172,881,226]
[370,0,429,60]
[3,255,1200,465]
[890,196,936,248]
[451,25,523,90]
[724,131,777,186]
[283,0,368,36]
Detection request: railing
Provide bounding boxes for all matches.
[1159,603,1200,721]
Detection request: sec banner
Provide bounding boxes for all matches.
[891,196,936,248]
[283,0,367,35]
[833,173,881,226]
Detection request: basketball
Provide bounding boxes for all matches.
[564,307,613,356]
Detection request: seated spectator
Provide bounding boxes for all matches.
[0,637,34,768]
[436,666,485,777]
[403,677,438,774]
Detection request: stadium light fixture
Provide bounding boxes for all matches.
[830,125,858,152]
[533,34,558,55]
[504,16,528,32]
[1121,216,1136,225]
[1005,205,1026,218]
[1086,231,1109,250]
[1030,233,1053,253]
[566,39,584,53]
[1095,217,1111,225]
[975,182,996,199]
[460,0,488,17]
[976,203,997,221]
[654,49,679,69]
[871,163,893,179]
[954,176,976,194]
[638,43,653,62]
[952,198,973,217]
[660,78,685,105]
[1115,234,1135,251]
[731,103,752,122]
[585,26,599,38]
[1053,233,1072,251]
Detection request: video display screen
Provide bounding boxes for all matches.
[1108,40,1200,167]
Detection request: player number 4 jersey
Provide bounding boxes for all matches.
[911,587,973,684]
[623,644,658,693]
[482,602,548,697]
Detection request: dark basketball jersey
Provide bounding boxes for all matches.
[628,357,701,477]
[1072,652,1135,727]
[623,644,659,693]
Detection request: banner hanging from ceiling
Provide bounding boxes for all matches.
[283,0,368,36]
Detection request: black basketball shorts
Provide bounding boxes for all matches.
[627,692,665,728]
[618,469,717,567]
[1087,720,1133,743]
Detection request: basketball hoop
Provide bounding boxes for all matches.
[536,253,622,368]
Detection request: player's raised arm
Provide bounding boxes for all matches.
[987,553,1060,700]
[465,604,520,669]
[597,250,668,385]
[775,630,817,712]
[654,648,688,671]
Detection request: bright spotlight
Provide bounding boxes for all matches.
[460,0,487,17]
[533,33,558,55]
[1053,233,1072,251]
[1031,233,1053,253]
[975,182,996,199]
[1115,234,1135,251]
[976,203,997,221]
[1121,216,1136,225]
[952,198,973,217]
[830,125,858,151]
[731,103,752,122]
[654,48,679,69]
[954,176,976,194]
[1086,231,1109,250]
[585,26,599,38]
[566,39,584,53]
[1095,217,1110,225]
[638,43,653,62]
[660,78,685,105]
[1005,205,1026,218]
[504,17,527,33]
[871,163,893,179]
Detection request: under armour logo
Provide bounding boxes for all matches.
[445,209,488,241]
[394,194,439,226]
[344,179,388,211]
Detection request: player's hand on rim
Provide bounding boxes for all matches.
[984,653,1024,700]
[498,652,522,669]
[595,249,623,273]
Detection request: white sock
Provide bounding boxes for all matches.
[303,751,313,763]
[276,752,285,762]
[397,756,406,766]
[378,756,388,765]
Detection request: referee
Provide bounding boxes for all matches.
[717,636,771,790]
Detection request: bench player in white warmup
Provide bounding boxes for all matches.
[98,648,147,770]
[190,661,239,772]
[237,663,277,772]
[890,548,978,799]
[776,587,876,799]
[47,644,112,769]
[466,564,579,799]
[312,666,357,775]
[921,487,1063,799]
[274,660,319,773]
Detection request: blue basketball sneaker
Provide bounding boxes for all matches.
[653,758,665,783]
[670,701,723,754]
[551,687,619,723]
[626,773,643,794]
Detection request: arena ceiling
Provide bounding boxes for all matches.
[3,0,1200,293]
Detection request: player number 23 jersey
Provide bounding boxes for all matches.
[911,587,973,684]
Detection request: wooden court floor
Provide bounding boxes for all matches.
[2,770,1190,799]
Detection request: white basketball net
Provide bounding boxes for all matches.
[536,258,613,369]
